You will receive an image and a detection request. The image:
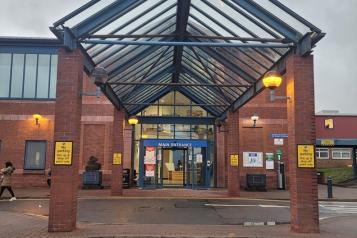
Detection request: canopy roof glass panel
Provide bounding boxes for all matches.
[51,0,324,118]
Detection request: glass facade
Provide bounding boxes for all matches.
[0,53,57,99]
[138,91,212,117]
[132,91,215,185]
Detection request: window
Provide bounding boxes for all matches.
[24,141,47,170]
[0,53,57,99]
[316,148,329,159]
[332,148,351,160]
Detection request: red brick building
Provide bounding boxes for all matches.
[0,41,289,190]
[316,111,357,170]
[0,0,326,233]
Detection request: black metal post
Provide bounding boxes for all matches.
[327,176,333,199]
[352,147,357,178]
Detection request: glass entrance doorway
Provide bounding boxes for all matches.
[139,139,211,189]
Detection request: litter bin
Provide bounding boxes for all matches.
[317,172,325,184]
[123,168,130,189]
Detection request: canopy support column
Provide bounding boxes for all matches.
[286,53,319,233]
[48,48,83,232]
[111,108,124,196]
[226,110,240,196]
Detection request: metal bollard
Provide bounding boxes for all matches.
[327,176,333,199]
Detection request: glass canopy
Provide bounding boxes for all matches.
[51,0,324,117]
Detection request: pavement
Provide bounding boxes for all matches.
[2,184,357,201]
[0,185,357,237]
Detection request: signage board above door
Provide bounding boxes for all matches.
[143,139,208,148]
[271,133,288,138]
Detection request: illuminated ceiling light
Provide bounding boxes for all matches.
[262,71,283,90]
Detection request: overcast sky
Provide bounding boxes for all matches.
[0,0,356,113]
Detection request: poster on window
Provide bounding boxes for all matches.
[196,154,203,163]
[144,146,156,164]
[243,152,263,167]
[265,153,274,170]
[145,164,155,177]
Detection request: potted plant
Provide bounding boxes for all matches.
[82,156,103,189]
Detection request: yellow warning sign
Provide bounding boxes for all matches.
[54,141,73,165]
[113,153,122,165]
[297,144,315,168]
[230,154,239,167]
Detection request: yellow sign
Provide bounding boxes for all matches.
[297,144,315,168]
[54,141,73,165]
[321,139,334,146]
[230,154,239,167]
[113,153,122,165]
[324,119,334,129]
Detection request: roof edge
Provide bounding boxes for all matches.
[0,36,62,47]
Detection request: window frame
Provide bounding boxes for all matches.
[332,148,351,160]
[23,140,47,170]
[0,52,57,100]
[316,148,329,159]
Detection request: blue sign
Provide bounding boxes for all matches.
[143,139,208,148]
[271,133,288,138]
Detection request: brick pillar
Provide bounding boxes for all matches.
[48,48,83,232]
[226,111,240,196]
[216,125,226,188]
[286,54,319,233]
[111,108,124,196]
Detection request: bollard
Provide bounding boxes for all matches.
[327,176,333,199]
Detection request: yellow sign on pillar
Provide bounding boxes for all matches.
[54,141,73,165]
[113,153,122,165]
[230,154,239,167]
[297,144,315,168]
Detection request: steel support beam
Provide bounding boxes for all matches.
[81,39,292,48]
[138,116,216,125]
[231,0,302,43]
[89,34,283,42]
[71,0,145,38]
[129,86,173,115]
[178,87,222,117]
[122,66,175,102]
[172,0,191,83]
[108,82,250,88]
[125,103,229,107]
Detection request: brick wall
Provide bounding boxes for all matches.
[0,101,55,187]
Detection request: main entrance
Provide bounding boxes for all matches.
[139,139,211,189]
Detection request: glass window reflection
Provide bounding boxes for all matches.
[142,124,157,139]
[0,53,11,97]
[158,124,174,139]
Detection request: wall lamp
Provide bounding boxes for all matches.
[92,67,108,86]
[33,114,42,126]
[251,114,259,127]
[128,116,139,125]
[263,71,290,101]
[215,119,228,132]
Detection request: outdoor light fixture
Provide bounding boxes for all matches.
[33,114,42,126]
[262,71,282,89]
[215,119,228,132]
[262,71,290,101]
[128,116,139,125]
[251,114,259,127]
[92,67,108,86]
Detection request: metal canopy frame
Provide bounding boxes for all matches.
[51,0,324,118]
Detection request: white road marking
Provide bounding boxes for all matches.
[204,203,289,208]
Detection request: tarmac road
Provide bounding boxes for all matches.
[0,197,356,225]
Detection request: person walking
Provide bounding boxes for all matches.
[0,162,16,201]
